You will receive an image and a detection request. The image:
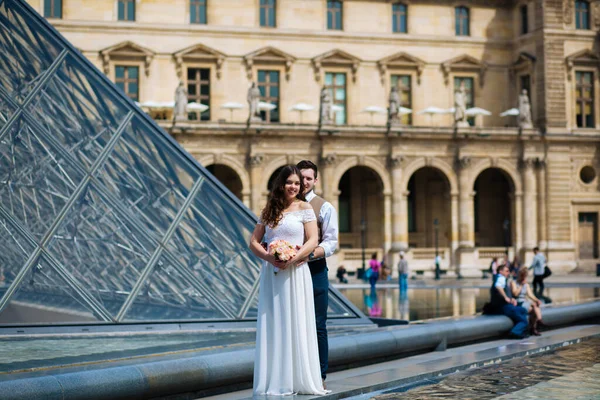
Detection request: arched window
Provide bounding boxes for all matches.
[392,3,408,33]
[455,6,469,36]
[575,1,590,30]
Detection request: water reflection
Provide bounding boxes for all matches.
[337,286,600,321]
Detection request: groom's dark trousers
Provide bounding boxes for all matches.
[309,258,329,380]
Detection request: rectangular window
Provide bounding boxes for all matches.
[327,1,343,30]
[115,66,139,101]
[575,1,590,29]
[44,0,62,18]
[455,6,469,36]
[257,70,279,122]
[260,0,276,27]
[576,71,594,128]
[190,0,207,24]
[187,68,210,121]
[391,74,412,124]
[454,76,474,125]
[325,72,347,125]
[520,4,528,34]
[392,3,407,33]
[118,0,135,21]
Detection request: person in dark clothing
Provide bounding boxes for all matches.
[336,265,348,283]
[489,264,530,339]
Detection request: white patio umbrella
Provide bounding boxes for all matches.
[258,101,277,111]
[465,107,492,116]
[140,101,175,109]
[417,106,449,125]
[399,107,412,115]
[186,102,209,113]
[221,101,244,121]
[500,108,520,117]
[361,105,386,124]
[289,103,315,123]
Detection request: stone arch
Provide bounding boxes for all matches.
[468,158,521,193]
[401,157,458,195]
[332,156,391,195]
[195,154,251,197]
[261,156,288,192]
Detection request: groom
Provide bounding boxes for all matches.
[297,160,339,387]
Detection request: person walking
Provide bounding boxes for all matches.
[368,253,380,289]
[529,247,546,297]
[397,251,409,294]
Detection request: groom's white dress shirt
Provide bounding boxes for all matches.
[305,190,338,258]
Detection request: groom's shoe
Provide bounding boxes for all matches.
[322,379,326,390]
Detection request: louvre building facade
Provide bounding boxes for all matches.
[13,0,600,281]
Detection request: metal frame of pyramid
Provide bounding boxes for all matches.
[0,0,369,329]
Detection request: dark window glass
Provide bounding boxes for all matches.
[187,68,211,121]
[115,65,139,101]
[257,70,280,122]
[575,1,590,29]
[327,1,343,30]
[391,74,412,124]
[392,3,407,33]
[520,5,528,34]
[118,0,135,21]
[190,0,207,24]
[260,0,276,27]
[455,6,469,36]
[454,76,474,125]
[44,0,62,18]
[576,71,594,128]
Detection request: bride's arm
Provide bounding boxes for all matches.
[249,223,281,266]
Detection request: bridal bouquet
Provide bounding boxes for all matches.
[268,239,297,274]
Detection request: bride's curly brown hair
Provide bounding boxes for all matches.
[261,165,306,228]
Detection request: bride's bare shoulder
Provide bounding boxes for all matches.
[299,201,312,210]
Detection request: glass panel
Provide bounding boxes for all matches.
[187,68,195,80]
[0,116,85,238]
[0,93,16,132]
[46,182,154,318]
[268,7,275,27]
[128,66,138,79]
[200,84,209,96]
[26,54,129,171]
[127,0,135,21]
[258,70,266,82]
[200,68,209,80]
[335,107,346,125]
[325,73,333,85]
[0,214,37,317]
[0,1,64,102]
[335,88,345,101]
[129,82,138,100]
[200,5,206,24]
[260,6,266,26]
[93,117,199,242]
[122,254,229,321]
[43,0,51,17]
[115,66,124,79]
[118,0,124,20]
[0,255,104,324]
[187,84,196,96]
[190,1,197,23]
[270,85,279,98]
[336,73,345,85]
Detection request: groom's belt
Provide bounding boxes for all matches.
[308,257,327,274]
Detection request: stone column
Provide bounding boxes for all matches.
[248,153,264,215]
[450,192,459,271]
[522,158,538,258]
[512,191,523,255]
[457,157,476,276]
[390,156,408,251]
[536,159,547,250]
[384,192,392,254]
[320,154,337,208]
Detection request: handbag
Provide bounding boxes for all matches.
[365,267,373,279]
[543,265,552,278]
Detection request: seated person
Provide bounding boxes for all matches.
[336,265,348,284]
[511,268,544,336]
[488,264,530,339]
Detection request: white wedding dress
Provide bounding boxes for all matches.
[253,209,328,396]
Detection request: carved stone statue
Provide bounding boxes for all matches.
[319,86,333,125]
[247,82,262,123]
[454,82,469,127]
[174,81,188,122]
[518,89,533,128]
[388,86,401,126]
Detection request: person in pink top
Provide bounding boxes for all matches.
[368,253,380,288]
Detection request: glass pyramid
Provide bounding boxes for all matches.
[0,0,363,326]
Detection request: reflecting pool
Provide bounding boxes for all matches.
[336,285,600,321]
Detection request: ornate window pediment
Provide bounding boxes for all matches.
[312,49,361,82]
[566,49,600,79]
[441,54,487,87]
[100,41,155,76]
[173,43,226,80]
[510,52,536,81]
[377,52,425,85]
[243,46,296,81]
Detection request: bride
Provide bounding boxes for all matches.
[249,165,328,396]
